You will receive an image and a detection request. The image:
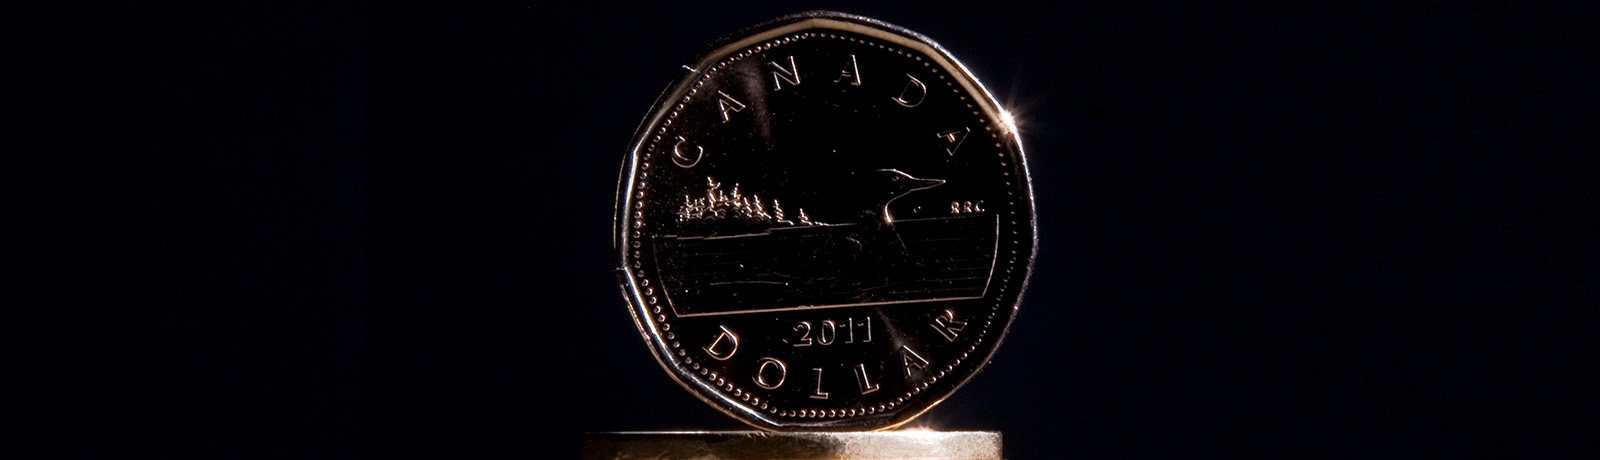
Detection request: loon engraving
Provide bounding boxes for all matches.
[849,169,945,224]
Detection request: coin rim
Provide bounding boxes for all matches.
[614,10,1038,430]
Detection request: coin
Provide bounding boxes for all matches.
[615,11,1036,430]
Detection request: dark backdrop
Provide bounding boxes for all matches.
[21,1,1595,458]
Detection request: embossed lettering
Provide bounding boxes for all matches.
[835,54,861,86]
[754,357,787,390]
[703,324,740,360]
[854,363,880,394]
[930,309,966,342]
[767,55,801,90]
[950,200,984,215]
[716,91,746,123]
[935,126,971,156]
[893,74,927,107]
[810,367,830,399]
[900,345,930,377]
[791,321,813,346]
[792,317,873,346]
[671,136,703,168]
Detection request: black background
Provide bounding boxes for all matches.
[21,1,1598,458]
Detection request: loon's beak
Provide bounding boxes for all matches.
[910,177,945,191]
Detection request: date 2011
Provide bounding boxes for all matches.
[789,316,872,346]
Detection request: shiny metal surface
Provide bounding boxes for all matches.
[583,431,1001,460]
[615,11,1036,430]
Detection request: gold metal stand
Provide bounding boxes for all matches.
[583,431,1001,460]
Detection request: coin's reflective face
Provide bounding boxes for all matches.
[617,12,1035,430]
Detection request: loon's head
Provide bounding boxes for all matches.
[860,169,944,223]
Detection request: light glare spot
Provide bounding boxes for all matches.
[1000,108,1020,134]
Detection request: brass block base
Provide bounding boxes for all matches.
[583,431,1002,460]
